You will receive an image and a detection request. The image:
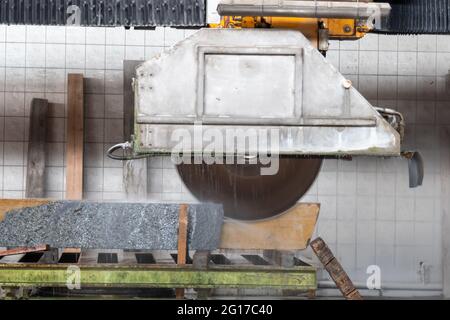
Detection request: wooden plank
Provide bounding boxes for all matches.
[310,237,362,300]
[119,251,138,265]
[25,98,48,198]
[220,203,320,250]
[176,204,188,299]
[0,245,49,257]
[177,204,188,265]
[0,199,51,222]
[78,249,99,265]
[66,74,84,200]
[123,60,147,201]
[62,248,81,254]
[152,251,176,265]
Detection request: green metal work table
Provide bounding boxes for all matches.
[0,263,316,290]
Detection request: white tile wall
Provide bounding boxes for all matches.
[0,25,448,289]
[313,33,449,286]
[0,25,187,201]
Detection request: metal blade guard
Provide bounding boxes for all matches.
[133,28,400,157]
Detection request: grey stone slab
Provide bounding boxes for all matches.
[0,202,223,250]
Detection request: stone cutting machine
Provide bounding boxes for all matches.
[109,0,425,220]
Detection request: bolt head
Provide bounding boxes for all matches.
[342,79,352,89]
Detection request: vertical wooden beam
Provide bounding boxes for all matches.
[123,60,147,201]
[66,74,84,200]
[176,204,188,299]
[177,204,188,265]
[310,237,362,300]
[25,98,48,198]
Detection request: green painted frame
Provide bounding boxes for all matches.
[0,264,316,290]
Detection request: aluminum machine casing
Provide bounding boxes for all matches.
[133,28,400,157]
[128,28,403,220]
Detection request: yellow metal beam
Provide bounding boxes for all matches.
[213,16,368,44]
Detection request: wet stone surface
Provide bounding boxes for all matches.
[0,202,223,250]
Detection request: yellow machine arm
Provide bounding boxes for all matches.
[212,15,369,50]
[216,16,366,38]
[210,0,388,49]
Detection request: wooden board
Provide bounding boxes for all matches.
[177,204,188,265]
[66,74,84,200]
[310,237,362,300]
[62,248,81,254]
[176,204,188,299]
[25,98,48,198]
[0,199,51,222]
[219,203,320,250]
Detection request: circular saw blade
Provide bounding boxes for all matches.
[177,157,322,221]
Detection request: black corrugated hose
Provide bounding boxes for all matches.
[375,0,450,34]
